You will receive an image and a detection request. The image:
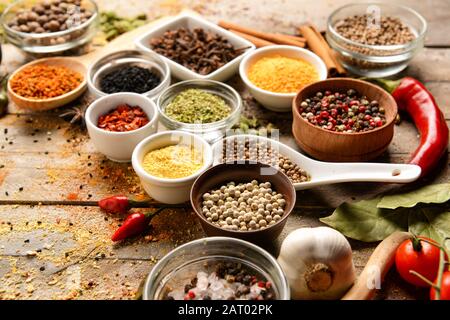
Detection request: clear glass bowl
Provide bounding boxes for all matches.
[0,0,99,54]
[326,3,427,77]
[142,237,290,300]
[87,49,171,100]
[157,80,242,144]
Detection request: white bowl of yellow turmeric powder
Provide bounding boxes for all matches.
[240,45,327,112]
[132,131,213,204]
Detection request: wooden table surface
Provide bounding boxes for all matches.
[0,0,449,300]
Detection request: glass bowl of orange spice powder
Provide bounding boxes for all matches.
[239,45,327,112]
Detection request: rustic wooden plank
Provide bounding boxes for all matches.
[0,204,198,299]
[4,47,450,116]
[1,0,448,301]
[427,81,450,119]
[0,204,426,300]
[0,111,447,205]
[98,0,450,47]
[0,204,203,259]
[405,48,450,82]
[0,255,155,299]
[0,204,205,299]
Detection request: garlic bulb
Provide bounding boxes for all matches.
[278,227,356,300]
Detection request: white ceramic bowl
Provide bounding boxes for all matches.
[85,93,158,162]
[135,13,256,82]
[132,131,213,204]
[239,45,327,112]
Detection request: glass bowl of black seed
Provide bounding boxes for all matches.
[1,0,99,54]
[142,237,289,300]
[326,3,426,77]
[87,49,170,100]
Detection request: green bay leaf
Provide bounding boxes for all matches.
[408,206,450,247]
[320,197,409,242]
[377,183,450,209]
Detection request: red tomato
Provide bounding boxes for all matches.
[395,237,442,287]
[430,271,450,300]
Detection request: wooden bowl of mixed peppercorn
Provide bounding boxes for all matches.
[292,78,398,162]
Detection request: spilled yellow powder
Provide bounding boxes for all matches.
[142,145,204,179]
[248,55,319,93]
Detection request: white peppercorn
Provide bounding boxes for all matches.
[203,193,211,200]
[201,180,287,232]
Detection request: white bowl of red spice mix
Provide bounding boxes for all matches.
[132,131,213,204]
[85,92,159,162]
[239,45,327,112]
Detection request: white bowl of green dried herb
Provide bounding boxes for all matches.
[157,80,242,143]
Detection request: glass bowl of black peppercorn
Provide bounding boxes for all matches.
[87,49,171,100]
[1,0,99,54]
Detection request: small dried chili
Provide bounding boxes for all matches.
[97,104,149,132]
[99,195,131,214]
[111,208,165,242]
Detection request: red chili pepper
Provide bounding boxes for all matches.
[98,195,131,214]
[370,77,449,177]
[111,208,164,242]
[98,195,148,214]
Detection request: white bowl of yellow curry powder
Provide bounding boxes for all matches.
[240,45,327,112]
[132,131,213,204]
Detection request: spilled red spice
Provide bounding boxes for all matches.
[67,193,79,200]
[97,104,149,132]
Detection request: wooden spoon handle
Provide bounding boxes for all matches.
[341,231,411,300]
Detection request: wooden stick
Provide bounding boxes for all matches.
[219,20,305,47]
[299,24,346,76]
[277,34,306,43]
[341,232,411,300]
[274,34,305,47]
[229,30,276,48]
[308,24,346,75]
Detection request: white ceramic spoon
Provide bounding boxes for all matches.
[212,135,421,190]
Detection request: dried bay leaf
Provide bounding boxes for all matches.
[320,197,409,242]
[321,187,450,244]
[377,183,450,209]
[408,207,450,247]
